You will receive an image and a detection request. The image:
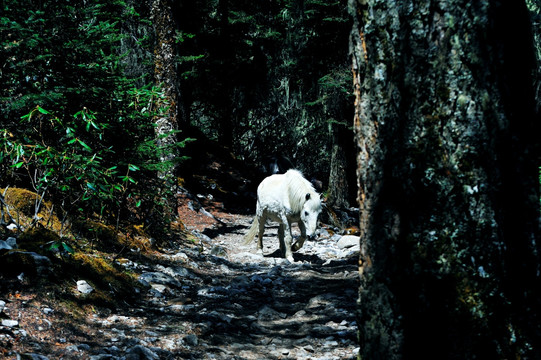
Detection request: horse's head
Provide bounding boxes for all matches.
[301,192,322,239]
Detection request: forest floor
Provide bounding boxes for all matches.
[1,138,360,359]
[1,201,359,359]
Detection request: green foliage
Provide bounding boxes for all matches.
[0,0,189,232]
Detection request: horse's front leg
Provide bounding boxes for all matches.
[292,221,307,252]
[279,216,294,262]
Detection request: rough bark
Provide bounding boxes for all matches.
[350,0,541,358]
[327,127,350,210]
[151,0,183,178]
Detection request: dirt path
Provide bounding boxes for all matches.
[181,214,360,359]
[2,212,359,359]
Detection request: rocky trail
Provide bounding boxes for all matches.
[1,199,360,359]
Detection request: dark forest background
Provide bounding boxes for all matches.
[1,0,357,231]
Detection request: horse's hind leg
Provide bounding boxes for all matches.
[257,213,266,255]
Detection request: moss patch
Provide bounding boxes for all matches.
[72,219,122,251]
[18,227,61,253]
[2,187,44,216]
[1,187,63,233]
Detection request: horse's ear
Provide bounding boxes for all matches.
[305,193,311,201]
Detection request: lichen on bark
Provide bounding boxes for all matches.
[351,0,540,358]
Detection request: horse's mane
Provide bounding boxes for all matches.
[284,169,319,213]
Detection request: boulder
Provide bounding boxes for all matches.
[0,250,52,277]
[0,240,13,251]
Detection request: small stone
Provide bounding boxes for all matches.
[125,344,159,360]
[42,307,54,315]
[139,272,182,288]
[337,235,360,249]
[77,280,94,294]
[65,345,79,352]
[184,334,198,346]
[210,245,227,257]
[1,319,18,327]
[150,284,167,293]
[14,328,27,337]
[6,237,17,248]
[17,354,49,360]
[77,344,91,351]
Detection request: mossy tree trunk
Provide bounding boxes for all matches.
[350,0,541,358]
[151,0,183,178]
[149,0,184,225]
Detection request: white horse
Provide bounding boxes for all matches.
[244,169,322,262]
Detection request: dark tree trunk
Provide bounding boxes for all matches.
[216,0,234,149]
[151,0,183,178]
[149,0,184,226]
[327,124,350,210]
[350,0,541,358]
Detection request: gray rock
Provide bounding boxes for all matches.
[139,272,182,288]
[0,240,13,250]
[169,266,193,278]
[6,223,18,231]
[2,251,52,276]
[42,307,54,315]
[77,280,94,294]
[337,235,360,249]
[2,319,19,327]
[150,284,167,293]
[210,245,227,257]
[125,345,159,360]
[257,306,287,321]
[90,355,118,360]
[77,344,91,351]
[6,237,17,247]
[184,334,198,346]
[16,354,50,360]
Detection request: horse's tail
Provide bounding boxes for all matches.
[243,216,259,245]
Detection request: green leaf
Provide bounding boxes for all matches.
[36,106,50,114]
[77,139,92,151]
[62,242,75,254]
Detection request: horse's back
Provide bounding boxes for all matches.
[257,173,287,206]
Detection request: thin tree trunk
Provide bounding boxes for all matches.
[151,0,182,179]
[350,0,541,358]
